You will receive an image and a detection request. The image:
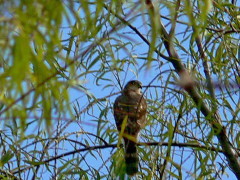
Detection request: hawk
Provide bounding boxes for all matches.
[113,80,147,176]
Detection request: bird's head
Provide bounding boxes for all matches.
[123,80,143,95]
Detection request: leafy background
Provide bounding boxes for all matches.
[0,0,239,179]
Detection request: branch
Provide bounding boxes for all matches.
[12,141,230,175]
[0,169,20,180]
[144,0,240,178]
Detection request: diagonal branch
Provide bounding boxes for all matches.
[144,0,240,179]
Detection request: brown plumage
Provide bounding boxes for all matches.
[113,80,147,176]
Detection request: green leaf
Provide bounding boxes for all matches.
[24,160,45,166]
[0,151,14,167]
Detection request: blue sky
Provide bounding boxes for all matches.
[1,1,239,179]
[49,1,239,179]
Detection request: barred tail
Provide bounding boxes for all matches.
[125,140,139,176]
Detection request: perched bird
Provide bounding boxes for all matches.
[113,80,147,176]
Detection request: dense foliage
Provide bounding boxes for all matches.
[0,0,239,179]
